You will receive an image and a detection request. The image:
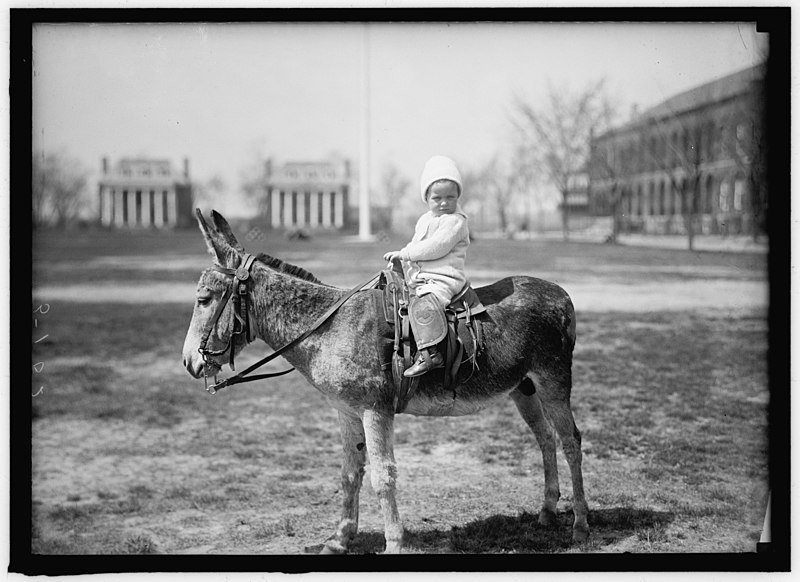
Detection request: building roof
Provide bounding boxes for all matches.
[99,157,188,187]
[598,62,765,140]
[266,158,350,187]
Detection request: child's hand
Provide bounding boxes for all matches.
[383,251,402,263]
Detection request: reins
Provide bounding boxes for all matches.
[199,254,380,394]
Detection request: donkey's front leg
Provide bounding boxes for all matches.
[362,408,404,553]
[322,409,367,555]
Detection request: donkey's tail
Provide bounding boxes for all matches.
[563,296,577,353]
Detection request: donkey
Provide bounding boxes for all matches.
[182,210,588,554]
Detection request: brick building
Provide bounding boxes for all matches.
[588,63,766,237]
[98,157,194,228]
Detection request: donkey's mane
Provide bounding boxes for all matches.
[255,252,324,285]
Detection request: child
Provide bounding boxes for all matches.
[383,155,470,377]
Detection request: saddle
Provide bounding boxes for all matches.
[375,266,487,413]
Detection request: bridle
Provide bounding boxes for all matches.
[197,252,381,395]
[198,253,279,392]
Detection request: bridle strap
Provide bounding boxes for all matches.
[198,254,257,374]
[206,270,381,394]
[198,283,235,356]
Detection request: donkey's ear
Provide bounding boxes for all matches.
[210,209,245,252]
[196,208,235,265]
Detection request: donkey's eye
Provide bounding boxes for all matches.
[197,296,212,307]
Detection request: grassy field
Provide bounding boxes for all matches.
[29,226,770,558]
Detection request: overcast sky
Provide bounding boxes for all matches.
[32,21,767,217]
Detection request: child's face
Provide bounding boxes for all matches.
[426,181,460,216]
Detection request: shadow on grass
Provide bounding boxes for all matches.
[306,508,675,554]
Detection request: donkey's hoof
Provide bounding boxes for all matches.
[320,541,347,555]
[572,525,590,544]
[383,544,403,554]
[538,508,558,527]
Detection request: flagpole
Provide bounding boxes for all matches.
[359,23,372,240]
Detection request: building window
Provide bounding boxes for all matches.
[694,127,703,164]
[649,136,658,170]
[683,131,692,163]
[736,123,747,141]
[703,175,713,213]
[719,123,730,158]
[705,121,717,161]
[735,122,750,159]
[670,131,679,167]
[719,181,731,212]
[676,180,686,215]
[733,178,746,212]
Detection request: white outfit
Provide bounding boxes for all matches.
[400,155,469,308]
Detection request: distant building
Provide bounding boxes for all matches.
[588,63,766,236]
[98,157,194,228]
[562,169,590,217]
[263,158,351,230]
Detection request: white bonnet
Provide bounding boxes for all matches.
[419,155,463,203]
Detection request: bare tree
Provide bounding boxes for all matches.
[32,150,89,227]
[466,156,519,236]
[380,163,411,205]
[725,78,767,242]
[193,174,228,208]
[512,79,617,241]
[239,160,268,216]
[633,113,705,251]
[588,134,625,243]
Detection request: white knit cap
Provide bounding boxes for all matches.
[419,155,462,203]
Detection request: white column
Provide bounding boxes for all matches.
[115,191,125,227]
[334,190,344,228]
[167,189,177,226]
[154,191,164,227]
[107,189,115,225]
[297,191,306,226]
[309,191,319,227]
[283,191,293,227]
[127,190,137,227]
[142,190,152,226]
[271,189,282,228]
[102,189,113,225]
[321,191,332,227]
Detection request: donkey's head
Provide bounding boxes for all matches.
[182,209,256,381]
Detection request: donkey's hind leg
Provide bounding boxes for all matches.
[510,382,561,527]
[534,374,590,543]
[322,409,367,554]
